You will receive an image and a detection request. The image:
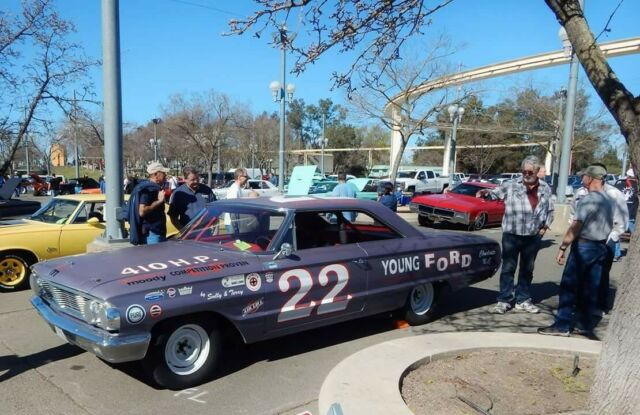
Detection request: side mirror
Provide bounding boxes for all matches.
[87,217,103,226]
[273,242,293,260]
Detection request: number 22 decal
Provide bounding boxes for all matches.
[277,264,352,323]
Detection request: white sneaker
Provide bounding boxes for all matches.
[515,299,540,313]
[491,302,512,314]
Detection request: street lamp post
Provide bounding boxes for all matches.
[447,104,465,178]
[321,137,329,176]
[151,118,161,161]
[556,1,583,203]
[270,24,296,192]
[249,143,257,173]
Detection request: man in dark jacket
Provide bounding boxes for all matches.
[128,162,169,245]
[168,167,215,229]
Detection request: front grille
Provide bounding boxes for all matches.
[418,205,455,218]
[40,280,89,320]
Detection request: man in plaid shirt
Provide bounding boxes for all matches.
[477,155,553,314]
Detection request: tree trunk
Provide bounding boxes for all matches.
[545,1,640,413]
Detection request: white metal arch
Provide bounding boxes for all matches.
[387,37,640,175]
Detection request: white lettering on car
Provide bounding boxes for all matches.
[169,259,191,267]
[277,264,352,323]
[121,256,238,275]
[424,250,472,271]
[381,256,420,276]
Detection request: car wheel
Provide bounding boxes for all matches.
[0,253,32,291]
[469,213,487,231]
[403,282,438,325]
[143,318,222,390]
[417,215,434,227]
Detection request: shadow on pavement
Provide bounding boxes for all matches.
[0,343,83,382]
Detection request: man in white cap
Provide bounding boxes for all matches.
[129,161,170,245]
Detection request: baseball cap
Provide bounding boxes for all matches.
[582,165,607,180]
[147,161,170,174]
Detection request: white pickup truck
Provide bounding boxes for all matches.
[395,169,449,194]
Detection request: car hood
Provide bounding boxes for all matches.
[0,218,28,227]
[0,219,53,234]
[413,193,486,211]
[33,240,259,299]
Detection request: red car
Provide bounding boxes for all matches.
[410,182,504,230]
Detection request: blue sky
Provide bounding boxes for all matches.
[5,0,640,134]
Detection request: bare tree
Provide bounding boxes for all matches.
[0,0,98,175]
[228,0,454,94]
[163,91,236,186]
[349,37,462,180]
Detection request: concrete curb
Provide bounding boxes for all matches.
[318,332,601,415]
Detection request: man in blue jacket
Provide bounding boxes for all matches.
[128,162,169,245]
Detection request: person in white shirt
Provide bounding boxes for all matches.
[224,168,249,233]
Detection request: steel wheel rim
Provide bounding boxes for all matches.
[410,283,435,315]
[164,324,210,376]
[0,258,26,286]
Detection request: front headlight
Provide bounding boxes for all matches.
[454,211,467,219]
[85,300,120,331]
[30,270,42,296]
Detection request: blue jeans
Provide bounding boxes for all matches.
[629,218,636,234]
[498,233,541,304]
[145,231,166,245]
[555,240,607,331]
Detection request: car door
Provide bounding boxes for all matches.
[264,210,368,334]
[58,201,106,256]
[345,211,413,312]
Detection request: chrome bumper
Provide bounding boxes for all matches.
[31,296,151,363]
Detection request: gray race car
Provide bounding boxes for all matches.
[30,197,501,389]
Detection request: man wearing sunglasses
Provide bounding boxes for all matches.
[477,155,553,315]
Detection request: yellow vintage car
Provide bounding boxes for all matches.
[0,194,178,291]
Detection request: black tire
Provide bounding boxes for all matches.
[143,317,222,390]
[417,215,434,227]
[469,213,487,231]
[0,253,33,291]
[402,282,439,326]
[407,186,415,193]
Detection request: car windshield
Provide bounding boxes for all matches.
[29,198,80,223]
[451,183,484,196]
[178,205,287,252]
[397,171,416,178]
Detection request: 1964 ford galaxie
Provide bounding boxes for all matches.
[31,197,500,389]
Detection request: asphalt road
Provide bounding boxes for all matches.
[0,196,625,415]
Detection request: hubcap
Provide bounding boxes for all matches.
[410,283,435,315]
[164,324,210,376]
[0,258,26,286]
[475,214,486,229]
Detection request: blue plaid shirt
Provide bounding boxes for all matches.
[490,179,553,236]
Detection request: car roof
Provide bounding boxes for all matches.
[55,194,106,202]
[213,196,418,234]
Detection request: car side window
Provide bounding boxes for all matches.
[427,171,435,179]
[293,210,401,250]
[72,203,89,224]
[417,172,426,180]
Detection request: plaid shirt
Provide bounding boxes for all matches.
[490,179,553,236]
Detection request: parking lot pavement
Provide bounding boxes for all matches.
[0,212,626,415]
